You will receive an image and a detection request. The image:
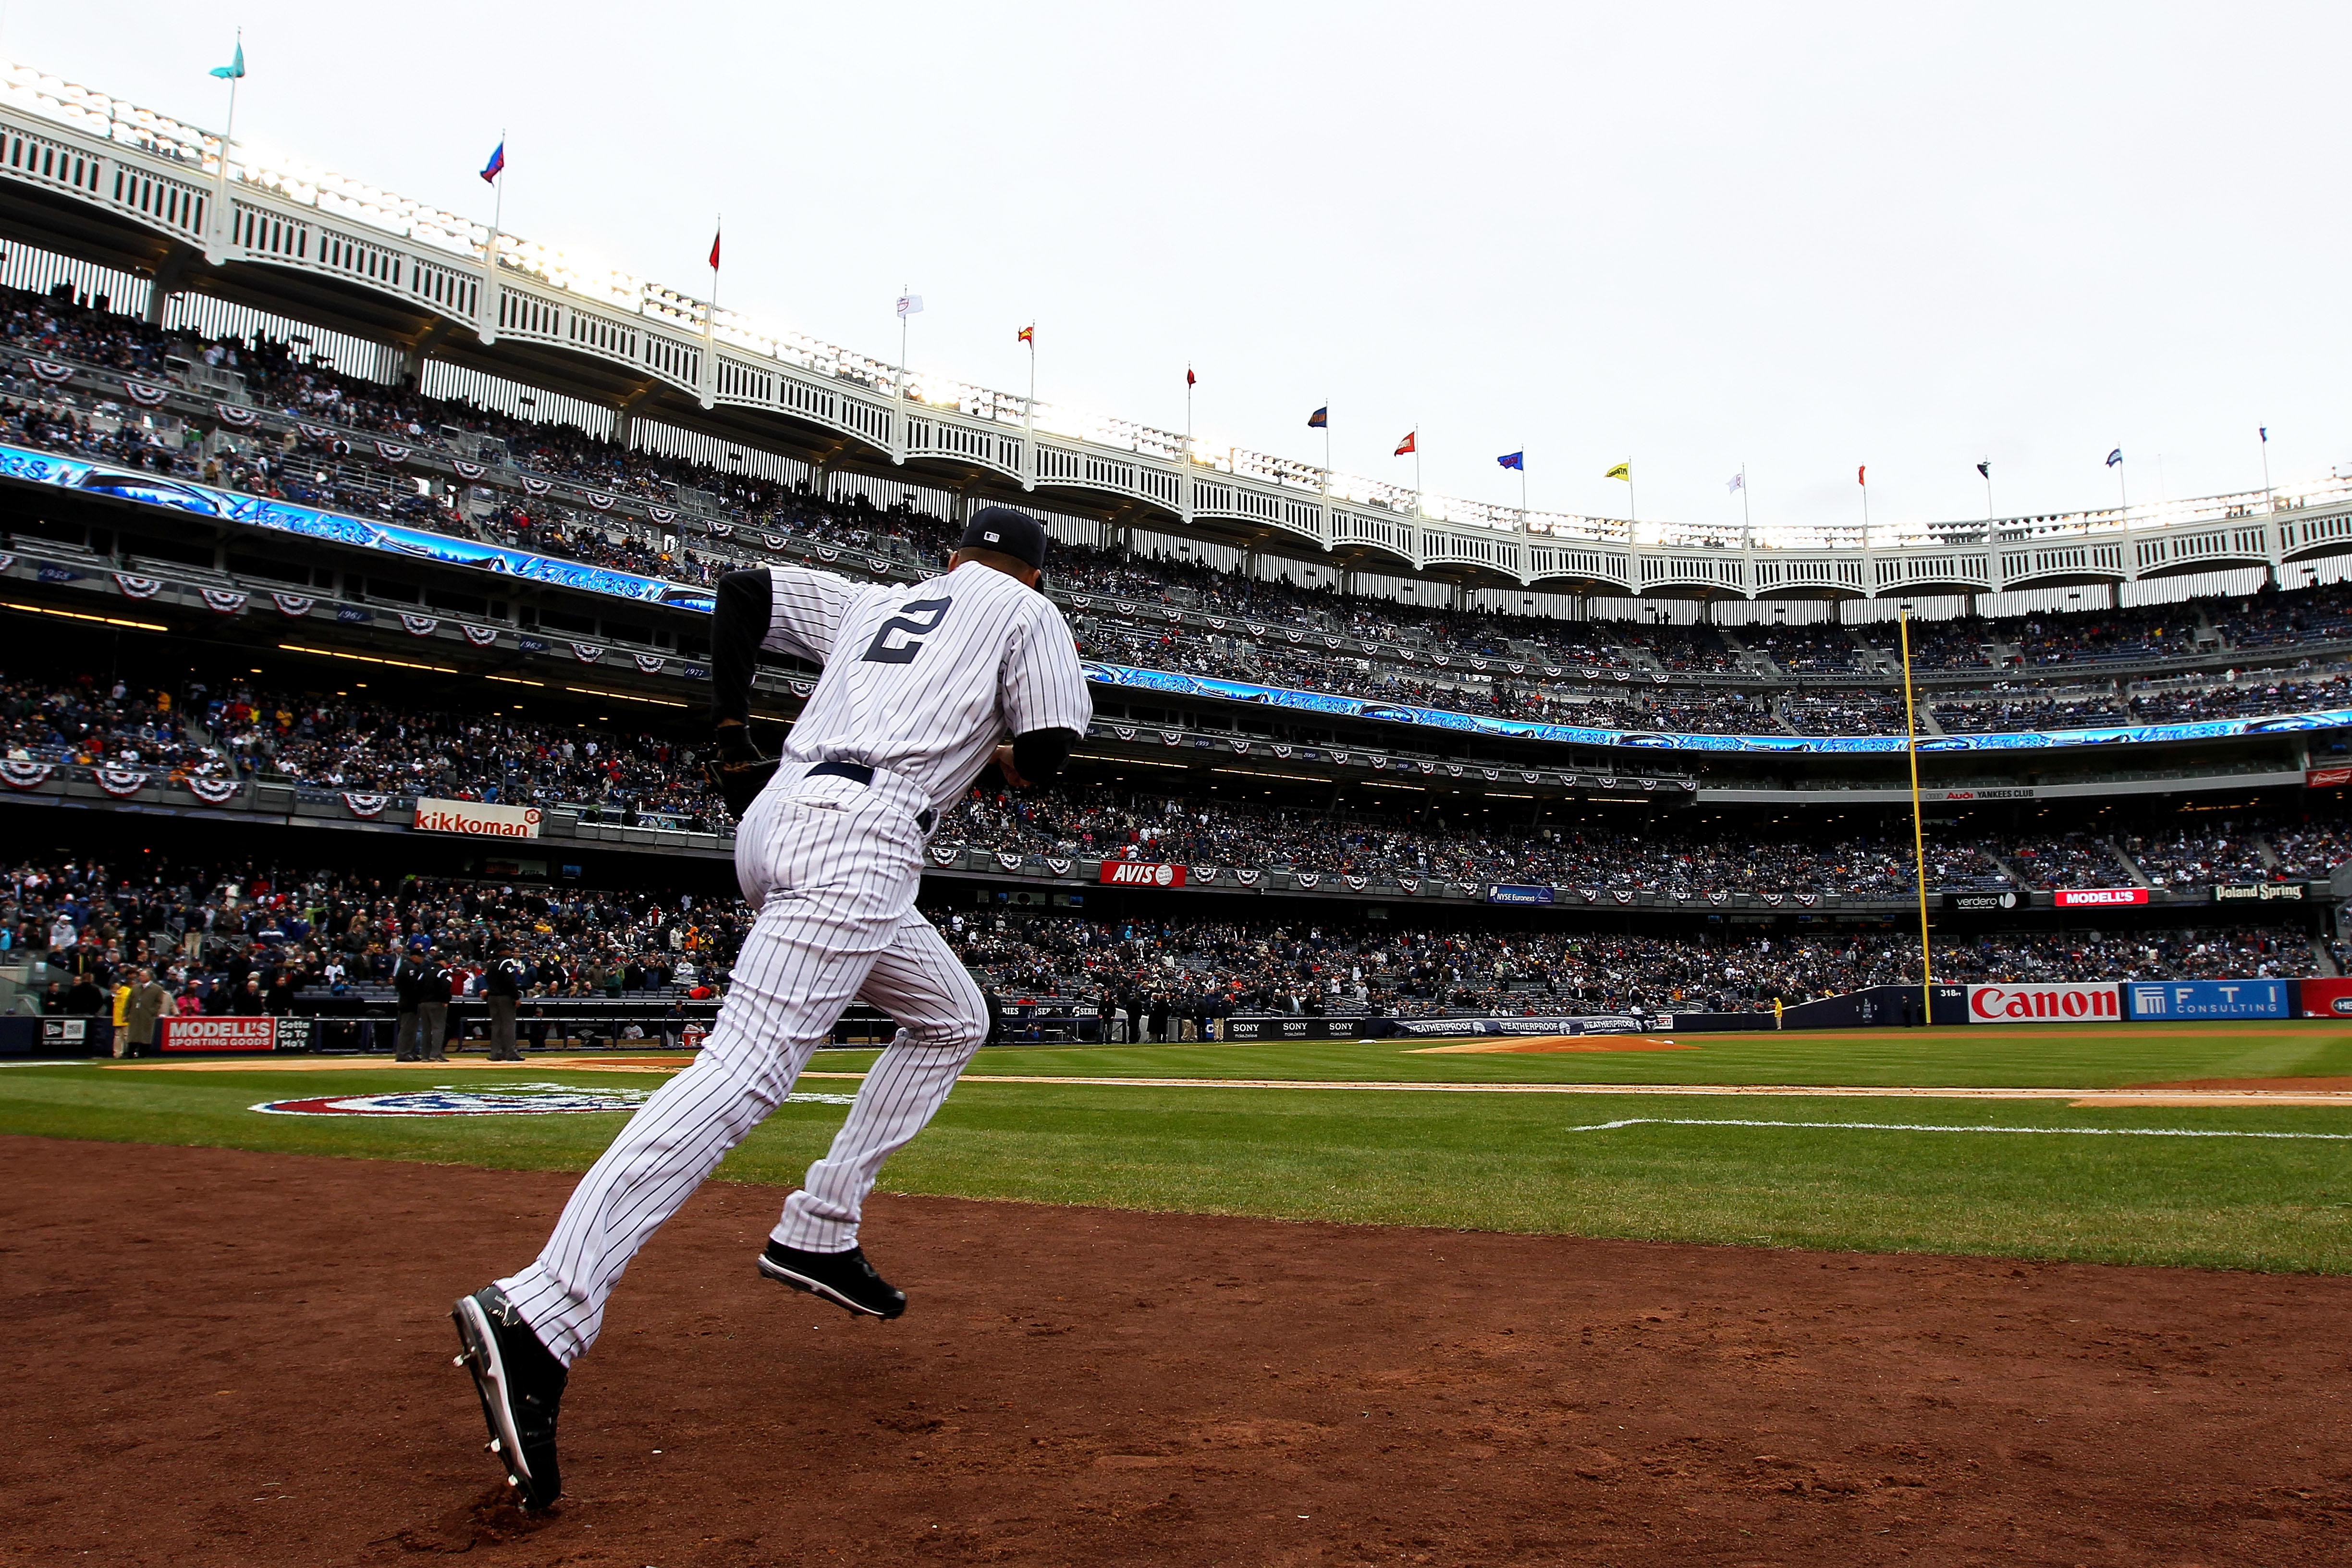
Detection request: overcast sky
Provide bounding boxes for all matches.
[13,3,2349,534]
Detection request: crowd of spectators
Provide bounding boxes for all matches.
[935,907,2324,1018]
[5,858,747,1027]
[13,284,2352,747]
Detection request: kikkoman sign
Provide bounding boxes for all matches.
[412,798,543,838]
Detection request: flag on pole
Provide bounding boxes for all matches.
[210,40,246,80]
[479,141,505,184]
[1017,324,1034,345]
[1858,465,1867,486]
[1976,460,1989,479]
[1726,471,1743,494]
[2106,448,2123,467]
[2259,427,2268,443]
[895,293,924,318]
[1307,406,1327,429]
[1395,431,1417,457]
[708,228,721,272]
[1497,451,1523,471]
[1604,460,1629,481]
[1187,367,1196,388]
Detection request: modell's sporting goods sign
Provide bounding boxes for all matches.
[1099,860,1186,888]
[1965,983,2120,1023]
[2051,887,2148,907]
[160,1017,312,1052]
[413,798,543,838]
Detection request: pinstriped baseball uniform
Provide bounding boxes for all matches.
[499,559,1090,1365]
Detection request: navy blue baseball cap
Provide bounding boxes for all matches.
[960,507,1048,571]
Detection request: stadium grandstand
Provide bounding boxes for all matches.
[2,52,2350,1048]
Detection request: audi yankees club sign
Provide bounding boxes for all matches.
[1099,860,1186,888]
[412,797,543,838]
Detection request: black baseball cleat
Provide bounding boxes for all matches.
[758,1240,907,1319]
[451,1286,567,1509]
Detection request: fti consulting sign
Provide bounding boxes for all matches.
[2124,980,2290,1020]
[413,797,543,838]
[1965,983,2120,1023]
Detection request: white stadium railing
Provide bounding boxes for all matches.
[7,54,2352,600]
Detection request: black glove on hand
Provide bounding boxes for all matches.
[706,725,776,820]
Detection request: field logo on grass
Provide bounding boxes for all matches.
[253,1081,657,1117]
[1966,983,2119,1023]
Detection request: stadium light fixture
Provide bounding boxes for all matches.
[3,600,166,632]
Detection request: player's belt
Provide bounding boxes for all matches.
[808,760,937,834]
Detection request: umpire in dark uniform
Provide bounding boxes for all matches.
[418,959,454,1063]
[486,947,527,1062]
[392,947,428,1061]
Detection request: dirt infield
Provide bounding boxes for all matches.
[5,1137,2349,1566]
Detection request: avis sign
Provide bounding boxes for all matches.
[1099,861,1186,888]
[413,797,543,838]
[1966,983,2120,1023]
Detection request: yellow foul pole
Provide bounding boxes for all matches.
[1901,613,1933,1024]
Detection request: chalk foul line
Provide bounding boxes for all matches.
[1563,1118,2352,1140]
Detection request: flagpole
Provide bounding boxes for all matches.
[1023,325,1037,493]
[207,30,242,266]
[1183,366,1194,525]
[1740,463,1751,549]
[2260,428,2273,514]
[1860,470,1870,550]
[1901,612,1933,1026]
[1981,460,1993,522]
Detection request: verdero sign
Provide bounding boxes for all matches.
[1099,861,1186,888]
[1966,984,2120,1023]
[413,798,543,838]
[2052,888,2148,907]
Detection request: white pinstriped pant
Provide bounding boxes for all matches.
[499,767,989,1365]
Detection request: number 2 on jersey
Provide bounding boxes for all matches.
[859,597,954,664]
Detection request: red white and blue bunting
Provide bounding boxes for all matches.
[272,593,316,617]
[451,458,487,479]
[184,776,241,804]
[647,506,676,525]
[91,767,149,797]
[342,792,390,819]
[571,643,605,663]
[122,380,169,408]
[0,760,55,790]
[400,614,440,637]
[214,402,258,428]
[461,624,499,647]
[296,421,333,441]
[584,491,615,511]
[374,441,412,463]
[633,653,665,674]
[26,358,73,383]
[113,573,164,599]
[201,587,247,614]
[520,476,551,496]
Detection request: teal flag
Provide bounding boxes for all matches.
[210,41,245,80]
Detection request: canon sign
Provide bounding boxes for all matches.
[1967,984,2120,1023]
[1098,861,1186,888]
[412,798,543,839]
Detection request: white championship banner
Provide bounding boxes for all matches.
[411,798,544,839]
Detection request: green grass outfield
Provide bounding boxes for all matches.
[4,1020,2350,1273]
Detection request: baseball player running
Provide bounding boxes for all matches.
[452,508,1090,1508]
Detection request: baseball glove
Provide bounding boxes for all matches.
[707,728,777,819]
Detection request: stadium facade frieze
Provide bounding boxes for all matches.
[9,66,2352,602]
